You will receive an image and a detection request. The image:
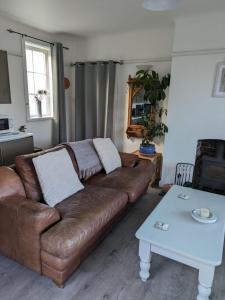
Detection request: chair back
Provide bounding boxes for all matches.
[174,163,194,186]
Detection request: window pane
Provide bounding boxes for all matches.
[33,50,46,74]
[29,95,38,117]
[34,73,47,93]
[26,49,33,72]
[27,72,34,94]
[25,42,52,119]
[41,96,48,116]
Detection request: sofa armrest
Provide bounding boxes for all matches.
[119,152,138,167]
[0,166,26,199]
[132,159,156,184]
[0,196,60,273]
[135,158,155,172]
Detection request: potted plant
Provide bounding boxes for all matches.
[135,69,170,155]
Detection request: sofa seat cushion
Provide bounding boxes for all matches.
[41,185,128,259]
[87,165,152,203]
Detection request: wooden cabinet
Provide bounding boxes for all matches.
[0,134,34,166]
[133,150,162,186]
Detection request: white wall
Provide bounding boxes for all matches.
[85,12,225,185]
[0,16,86,148]
[85,27,174,152]
[4,9,223,184]
[161,12,225,184]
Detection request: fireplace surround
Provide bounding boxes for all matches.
[192,139,225,195]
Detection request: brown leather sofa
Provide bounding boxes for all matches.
[0,145,154,287]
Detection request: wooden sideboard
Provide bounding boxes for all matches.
[0,133,34,166]
[133,150,162,186]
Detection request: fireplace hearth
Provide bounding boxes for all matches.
[192,139,225,195]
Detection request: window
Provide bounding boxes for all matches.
[24,40,53,120]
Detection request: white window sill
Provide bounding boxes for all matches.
[27,116,54,122]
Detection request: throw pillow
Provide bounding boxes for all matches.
[93,138,121,174]
[32,148,84,207]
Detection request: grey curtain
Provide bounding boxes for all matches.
[52,43,67,145]
[0,50,11,104]
[75,61,116,141]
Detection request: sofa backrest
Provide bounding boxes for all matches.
[15,145,79,202]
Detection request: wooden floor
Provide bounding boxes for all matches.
[0,188,225,300]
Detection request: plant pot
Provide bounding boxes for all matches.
[139,143,156,155]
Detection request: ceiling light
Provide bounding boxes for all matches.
[143,0,184,11]
[136,64,153,71]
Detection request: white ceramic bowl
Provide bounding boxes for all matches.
[191,208,217,224]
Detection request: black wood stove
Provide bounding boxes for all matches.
[192,139,225,195]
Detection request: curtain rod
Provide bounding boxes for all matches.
[71,57,171,66]
[71,60,123,66]
[7,29,69,50]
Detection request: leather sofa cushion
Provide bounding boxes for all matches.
[15,145,78,202]
[41,185,128,259]
[87,164,153,203]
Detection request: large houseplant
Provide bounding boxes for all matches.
[135,69,170,154]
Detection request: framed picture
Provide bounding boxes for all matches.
[213,62,225,98]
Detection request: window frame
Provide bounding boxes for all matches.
[22,37,53,121]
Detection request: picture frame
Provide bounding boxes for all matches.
[213,62,225,98]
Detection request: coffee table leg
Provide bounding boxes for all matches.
[139,240,151,282]
[197,266,215,300]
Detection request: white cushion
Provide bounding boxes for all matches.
[93,138,121,174]
[32,148,84,207]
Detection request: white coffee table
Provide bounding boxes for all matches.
[135,185,225,300]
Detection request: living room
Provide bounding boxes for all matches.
[0,0,225,299]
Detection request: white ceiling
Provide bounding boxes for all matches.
[0,0,225,37]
